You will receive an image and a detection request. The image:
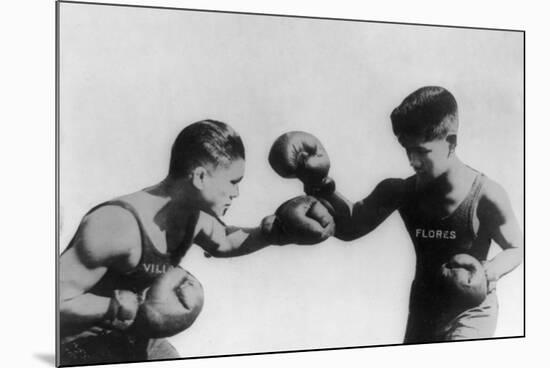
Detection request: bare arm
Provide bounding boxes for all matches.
[319,178,407,241]
[478,180,524,284]
[59,206,140,335]
[193,211,272,258]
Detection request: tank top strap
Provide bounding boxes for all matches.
[471,172,486,202]
[447,171,483,236]
[448,170,478,213]
[80,199,198,266]
[85,199,164,270]
[467,172,486,236]
[98,200,155,248]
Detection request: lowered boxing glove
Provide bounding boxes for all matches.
[132,267,204,338]
[268,131,335,196]
[103,289,140,331]
[261,195,335,245]
[439,253,488,311]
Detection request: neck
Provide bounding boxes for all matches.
[417,155,467,194]
[144,177,202,231]
[146,176,198,208]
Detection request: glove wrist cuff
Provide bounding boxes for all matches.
[304,177,336,197]
[260,215,286,246]
[103,289,139,331]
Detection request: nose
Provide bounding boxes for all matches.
[407,152,422,170]
[230,184,239,199]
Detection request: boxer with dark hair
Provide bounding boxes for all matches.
[268,86,523,343]
[59,119,334,365]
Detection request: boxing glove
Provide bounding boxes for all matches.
[261,195,335,245]
[269,131,335,196]
[439,254,488,310]
[132,267,204,338]
[103,289,140,331]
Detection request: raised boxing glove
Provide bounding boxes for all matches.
[268,131,335,196]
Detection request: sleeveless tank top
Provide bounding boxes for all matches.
[60,199,200,361]
[66,199,200,297]
[398,171,492,319]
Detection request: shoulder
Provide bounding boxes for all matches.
[479,176,510,206]
[477,175,513,224]
[372,177,412,202]
[76,204,141,267]
[375,177,410,193]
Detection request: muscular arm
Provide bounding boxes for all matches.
[320,178,407,241]
[59,206,140,335]
[193,211,272,258]
[478,180,524,284]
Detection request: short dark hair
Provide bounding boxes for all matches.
[390,86,458,142]
[168,119,245,178]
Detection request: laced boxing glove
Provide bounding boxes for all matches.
[439,254,488,311]
[261,195,335,245]
[268,131,335,196]
[131,266,204,338]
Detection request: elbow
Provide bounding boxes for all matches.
[334,226,358,242]
[506,240,524,263]
[332,216,365,242]
[204,250,222,258]
[203,249,233,258]
[59,290,75,317]
[514,244,524,264]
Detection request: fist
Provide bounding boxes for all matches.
[262,195,335,245]
[104,289,140,331]
[269,131,335,195]
[134,267,204,338]
[439,254,488,310]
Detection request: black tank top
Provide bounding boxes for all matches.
[60,199,200,360]
[399,172,490,285]
[66,199,199,297]
[398,171,492,326]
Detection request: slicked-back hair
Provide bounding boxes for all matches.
[168,119,245,179]
[390,86,458,142]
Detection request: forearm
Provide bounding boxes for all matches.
[483,247,523,282]
[59,292,111,333]
[318,179,402,241]
[316,191,358,241]
[212,227,272,257]
[323,191,393,241]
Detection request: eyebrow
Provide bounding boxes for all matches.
[406,146,431,152]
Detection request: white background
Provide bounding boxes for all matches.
[2,0,546,367]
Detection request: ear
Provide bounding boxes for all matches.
[446,134,457,155]
[191,166,209,190]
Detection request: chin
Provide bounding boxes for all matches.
[218,207,230,217]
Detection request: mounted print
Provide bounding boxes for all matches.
[56,1,524,366]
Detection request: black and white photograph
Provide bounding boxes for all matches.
[55,1,525,366]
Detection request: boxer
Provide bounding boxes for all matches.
[268,86,523,342]
[59,119,334,365]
